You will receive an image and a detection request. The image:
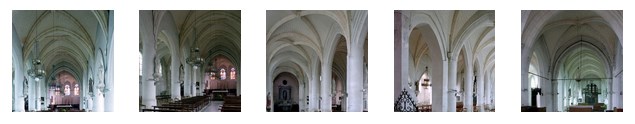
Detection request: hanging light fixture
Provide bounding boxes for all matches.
[422,67,430,87]
[575,16,583,83]
[207,58,218,79]
[187,11,204,68]
[28,10,45,81]
[204,11,218,79]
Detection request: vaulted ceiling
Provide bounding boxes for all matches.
[523,10,622,79]
[266,10,367,83]
[407,10,495,80]
[142,10,241,69]
[13,10,112,81]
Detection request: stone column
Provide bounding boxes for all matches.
[171,56,181,100]
[394,10,404,102]
[464,68,474,112]
[237,69,241,96]
[141,10,158,109]
[86,93,93,112]
[347,40,364,112]
[12,24,26,112]
[309,68,319,112]
[484,73,491,111]
[320,62,332,112]
[447,59,457,112]
[35,79,41,111]
[521,45,530,106]
[184,64,191,97]
[542,72,551,111]
[266,67,273,112]
[105,11,115,112]
[94,67,106,112]
[439,60,449,112]
[476,70,485,112]
[341,77,347,111]
[299,80,305,111]
[28,77,35,112]
[363,64,368,111]
[192,66,199,96]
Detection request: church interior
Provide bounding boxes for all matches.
[139,10,241,112]
[12,10,115,112]
[266,10,368,112]
[394,10,496,112]
[521,10,623,112]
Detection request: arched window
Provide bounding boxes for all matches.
[64,84,71,96]
[55,87,60,96]
[220,68,226,80]
[74,84,79,95]
[230,68,236,80]
[530,75,539,88]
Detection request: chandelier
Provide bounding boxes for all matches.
[28,59,45,81]
[187,47,204,68]
[28,10,45,81]
[206,58,218,79]
[187,11,204,69]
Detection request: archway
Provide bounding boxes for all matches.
[408,24,445,112]
[331,36,348,112]
[553,41,610,111]
[204,55,238,99]
[49,71,81,111]
[273,72,300,112]
[521,10,622,112]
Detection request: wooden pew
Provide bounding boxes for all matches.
[615,107,623,112]
[146,96,210,112]
[456,102,464,112]
[142,109,179,112]
[221,95,241,112]
[569,106,593,112]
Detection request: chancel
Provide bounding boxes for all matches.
[266,10,368,112]
[520,10,623,112]
[12,10,115,112]
[139,10,241,112]
[394,10,496,112]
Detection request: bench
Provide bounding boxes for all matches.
[221,95,241,112]
[569,106,593,112]
[144,96,211,112]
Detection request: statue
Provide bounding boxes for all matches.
[97,66,105,96]
[153,56,162,86]
[85,94,93,112]
[23,79,28,98]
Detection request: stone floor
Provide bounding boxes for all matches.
[200,101,224,112]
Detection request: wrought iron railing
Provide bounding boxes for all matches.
[394,88,418,112]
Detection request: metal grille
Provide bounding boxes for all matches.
[394,88,418,112]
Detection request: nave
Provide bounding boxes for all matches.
[521,10,623,112]
[139,10,241,112]
[12,10,115,112]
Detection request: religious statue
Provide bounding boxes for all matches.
[23,79,28,98]
[85,94,93,112]
[153,56,162,82]
[97,66,106,97]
